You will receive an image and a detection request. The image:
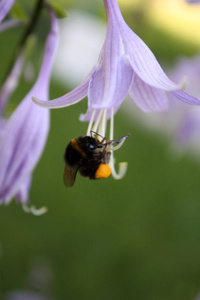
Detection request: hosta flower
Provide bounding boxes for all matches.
[167,55,200,149]
[33,0,200,179]
[0,0,16,23]
[0,10,58,210]
[186,0,200,3]
[3,290,53,300]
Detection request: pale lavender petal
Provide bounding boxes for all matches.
[0,10,58,204]
[0,92,50,203]
[88,14,133,110]
[104,0,185,91]
[170,91,200,105]
[0,117,6,140]
[129,73,169,112]
[0,0,16,23]
[32,73,90,108]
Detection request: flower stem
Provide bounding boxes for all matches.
[2,0,44,83]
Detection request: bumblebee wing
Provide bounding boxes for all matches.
[63,163,79,187]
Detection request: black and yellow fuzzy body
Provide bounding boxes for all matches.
[63,136,111,187]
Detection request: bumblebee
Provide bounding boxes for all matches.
[63,132,130,187]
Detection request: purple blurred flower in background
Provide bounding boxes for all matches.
[167,55,200,150]
[186,0,200,3]
[0,0,16,23]
[3,291,54,300]
[33,0,200,179]
[0,10,58,211]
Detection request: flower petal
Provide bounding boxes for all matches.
[0,117,6,141]
[32,72,91,108]
[0,98,49,203]
[88,15,133,110]
[129,73,169,112]
[104,0,185,91]
[0,10,58,204]
[170,91,200,105]
[0,0,16,23]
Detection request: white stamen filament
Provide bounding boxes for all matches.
[86,107,128,180]
[22,204,48,216]
[92,109,103,134]
[108,108,128,179]
[87,110,96,136]
[108,137,126,151]
[99,109,107,137]
[109,161,128,180]
[110,107,114,140]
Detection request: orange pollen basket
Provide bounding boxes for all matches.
[95,164,111,179]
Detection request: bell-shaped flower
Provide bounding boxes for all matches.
[0,10,58,209]
[33,0,200,179]
[186,0,200,3]
[167,55,200,150]
[0,0,16,23]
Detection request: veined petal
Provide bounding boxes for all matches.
[129,73,169,112]
[0,0,16,23]
[0,10,58,204]
[88,15,133,110]
[170,91,200,105]
[0,98,49,203]
[104,0,185,91]
[32,73,91,109]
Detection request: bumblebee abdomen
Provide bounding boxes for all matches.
[64,140,83,167]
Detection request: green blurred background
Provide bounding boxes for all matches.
[1,0,200,299]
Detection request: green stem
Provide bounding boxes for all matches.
[2,0,44,82]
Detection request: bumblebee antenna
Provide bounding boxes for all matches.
[90,131,104,139]
[108,133,132,145]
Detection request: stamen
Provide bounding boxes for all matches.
[85,107,129,180]
[110,107,114,140]
[109,107,128,179]
[108,133,131,151]
[109,159,128,180]
[87,110,96,136]
[109,137,126,151]
[92,109,103,134]
[22,204,48,216]
[99,109,107,138]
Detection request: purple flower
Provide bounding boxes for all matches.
[33,0,200,179]
[3,290,53,300]
[0,10,58,208]
[186,0,200,3]
[167,55,200,149]
[0,0,16,23]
